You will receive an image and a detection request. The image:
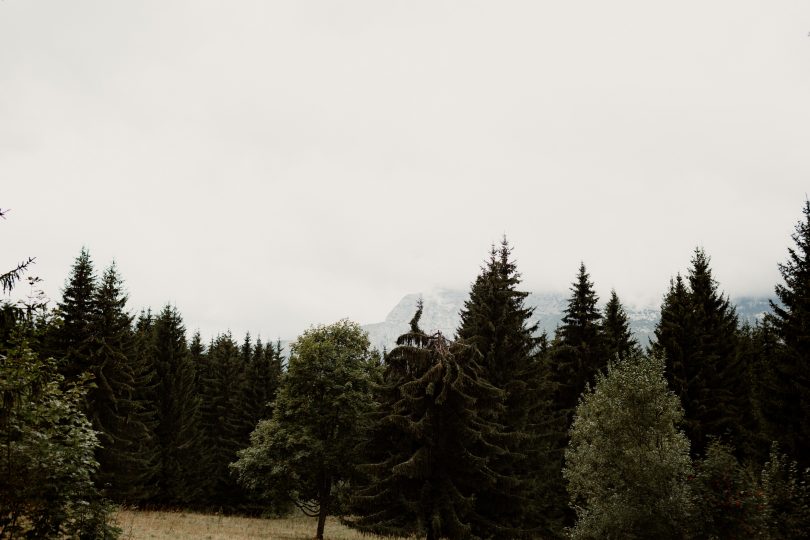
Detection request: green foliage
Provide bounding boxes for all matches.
[0,342,119,539]
[691,440,768,538]
[760,443,810,538]
[150,305,205,506]
[244,337,283,432]
[548,263,607,533]
[197,331,252,508]
[766,200,810,467]
[601,289,640,362]
[52,247,98,382]
[349,305,511,540]
[652,249,746,457]
[456,239,562,537]
[232,320,375,540]
[0,208,29,294]
[736,321,780,462]
[564,354,694,539]
[89,263,158,502]
[551,262,607,428]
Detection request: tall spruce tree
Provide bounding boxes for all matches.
[350,304,512,540]
[129,309,161,500]
[198,331,251,507]
[546,263,607,532]
[88,263,156,502]
[601,289,640,362]
[243,336,283,428]
[551,262,606,426]
[53,247,97,381]
[151,304,204,505]
[455,239,561,537]
[651,249,745,457]
[766,200,810,466]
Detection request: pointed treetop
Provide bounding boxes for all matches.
[560,262,601,334]
[602,289,639,362]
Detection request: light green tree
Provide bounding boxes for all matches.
[231,320,376,540]
[564,354,694,539]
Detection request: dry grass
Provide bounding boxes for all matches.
[114,509,410,540]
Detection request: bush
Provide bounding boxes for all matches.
[691,440,768,538]
[761,442,810,538]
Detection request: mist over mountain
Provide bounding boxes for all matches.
[362,289,774,353]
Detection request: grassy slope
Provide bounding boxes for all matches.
[114,509,410,540]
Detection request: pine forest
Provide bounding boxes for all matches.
[3,200,810,539]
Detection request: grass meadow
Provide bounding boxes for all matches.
[114,509,411,540]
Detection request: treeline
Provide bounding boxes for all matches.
[2,200,810,539]
[232,201,810,539]
[0,249,285,516]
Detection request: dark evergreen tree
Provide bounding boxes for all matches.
[736,321,780,463]
[52,247,97,381]
[88,263,157,502]
[350,304,512,540]
[152,304,204,505]
[188,329,206,387]
[651,249,745,457]
[243,336,283,428]
[651,275,693,402]
[455,239,562,537]
[601,289,640,362]
[240,332,252,364]
[551,262,606,427]
[546,263,607,532]
[198,331,251,507]
[766,200,810,467]
[130,309,161,500]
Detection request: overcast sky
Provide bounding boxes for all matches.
[2,1,809,341]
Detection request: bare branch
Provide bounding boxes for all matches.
[1,257,36,294]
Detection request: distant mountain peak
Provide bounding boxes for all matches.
[363,288,773,353]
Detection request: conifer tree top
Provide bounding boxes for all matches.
[557,262,601,344]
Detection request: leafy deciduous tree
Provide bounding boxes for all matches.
[232,320,375,540]
[564,354,693,539]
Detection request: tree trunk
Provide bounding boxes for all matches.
[316,508,327,540]
[315,474,331,540]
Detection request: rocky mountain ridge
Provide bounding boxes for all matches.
[362,289,773,353]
